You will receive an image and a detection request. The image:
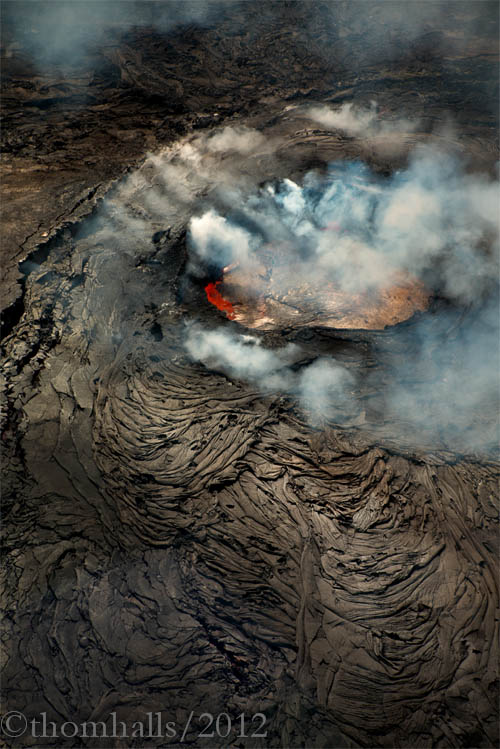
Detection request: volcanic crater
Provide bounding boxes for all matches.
[1,3,499,749]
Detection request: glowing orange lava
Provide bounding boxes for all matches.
[204,281,236,320]
[203,243,429,331]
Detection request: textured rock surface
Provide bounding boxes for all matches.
[1,3,499,748]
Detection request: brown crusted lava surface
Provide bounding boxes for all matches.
[220,263,430,331]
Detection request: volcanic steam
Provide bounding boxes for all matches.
[98,113,498,450]
[191,153,497,332]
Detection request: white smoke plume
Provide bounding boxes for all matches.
[183,130,498,449]
[307,102,377,137]
[378,294,500,451]
[298,359,356,419]
[93,117,498,452]
[94,125,264,254]
[205,126,266,155]
[306,102,419,140]
[184,326,297,391]
[189,210,257,269]
[188,145,499,304]
[184,325,357,420]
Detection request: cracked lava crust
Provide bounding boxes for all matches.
[1,3,499,749]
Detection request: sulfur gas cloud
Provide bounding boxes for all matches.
[95,110,499,453]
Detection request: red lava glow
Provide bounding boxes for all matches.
[204,281,236,320]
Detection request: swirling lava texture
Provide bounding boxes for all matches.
[2,109,499,749]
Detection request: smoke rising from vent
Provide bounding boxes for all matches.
[95,118,498,452]
[306,102,419,140]
[205,127,266,155]
[188,144,499,305]
[184,325,357,422]
[189,211,257,272]
[185,326,297,392]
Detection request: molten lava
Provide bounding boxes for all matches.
[203,244,429,331]
[204,281,236,320]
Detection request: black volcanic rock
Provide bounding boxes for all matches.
[1,3,499,748]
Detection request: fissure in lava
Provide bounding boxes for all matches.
[204,281,236,320]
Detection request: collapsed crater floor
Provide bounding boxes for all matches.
[1,4,499,748]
